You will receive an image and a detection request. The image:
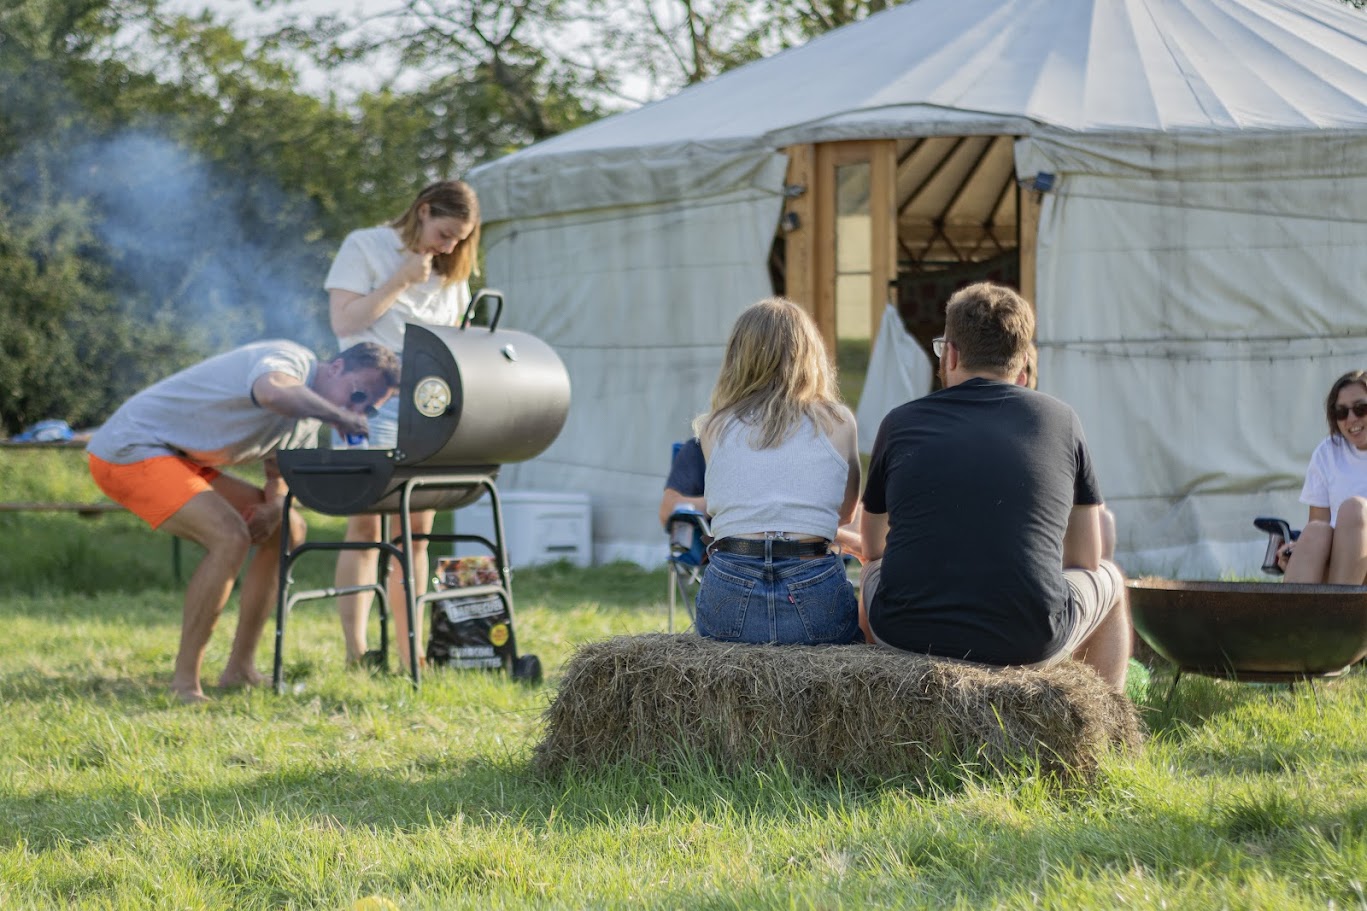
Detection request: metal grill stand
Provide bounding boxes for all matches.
[272,470,518,691]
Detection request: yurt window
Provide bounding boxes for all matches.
[835,161,873,407]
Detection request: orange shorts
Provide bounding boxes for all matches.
[88,453,221,529]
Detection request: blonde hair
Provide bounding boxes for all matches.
[390,180,481,286]
[695,297,846,449]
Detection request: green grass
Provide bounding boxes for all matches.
[837,337,871,411]
[3,454,1367,908]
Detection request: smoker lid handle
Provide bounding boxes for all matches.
[461,288,504,333]
[289,465,378,475]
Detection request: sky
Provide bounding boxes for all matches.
[164,0,662,106]
[165,0,383,32]
[162,0,417,99]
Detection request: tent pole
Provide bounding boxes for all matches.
[1018,173,1041,312]
[812,142,837,351]
[782,144,816,319]
[869,140,898,340]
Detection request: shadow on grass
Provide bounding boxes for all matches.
[9,755,1367,909]
[0,750,892,854]
[0,668,166,707]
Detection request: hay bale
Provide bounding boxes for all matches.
[535,634,1142,782]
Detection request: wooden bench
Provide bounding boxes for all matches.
[0,440,183,581]
[0,501,124,516]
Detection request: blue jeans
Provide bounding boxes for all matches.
[695,550,860,645]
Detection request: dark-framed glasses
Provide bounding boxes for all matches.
[349,386,380,418]
[1333,402,1367,422]
[932,336,948,359]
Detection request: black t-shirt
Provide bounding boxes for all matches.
[665,437,706,497]
[862,378,1102,665]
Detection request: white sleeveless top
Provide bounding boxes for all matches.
[705,414,849,542]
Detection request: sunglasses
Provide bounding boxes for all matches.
[349,386,379,418]
[1333,402,1367,422]
[932,336,948,358]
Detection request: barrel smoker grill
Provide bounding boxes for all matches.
[272,293,571,690]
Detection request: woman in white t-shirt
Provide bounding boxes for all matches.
[327,180,481,670]
[1280,370,1367,584]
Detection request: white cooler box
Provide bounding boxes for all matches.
[452,490,593,568]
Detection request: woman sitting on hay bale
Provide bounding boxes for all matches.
[692,297,863,646]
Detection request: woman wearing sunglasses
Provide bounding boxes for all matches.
[325,179,481,671]
[1279,370,1367,584]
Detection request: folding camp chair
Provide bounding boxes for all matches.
[1254,516,1301,576]
[665,506,710,631]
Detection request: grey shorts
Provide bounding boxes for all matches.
[861,557,1124,667]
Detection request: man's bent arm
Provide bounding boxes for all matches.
[861,509,890,563]
[239,453,289,544]
[1062,504,1102,570]
[659,489,707,527]
[251,372,365,435]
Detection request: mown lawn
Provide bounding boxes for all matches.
[1,451,1366,909]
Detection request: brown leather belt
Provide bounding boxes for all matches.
[710,537,830,558]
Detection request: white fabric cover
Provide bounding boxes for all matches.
[483,182,785,566]
[469,0,1367,572]
[855,304,935,454]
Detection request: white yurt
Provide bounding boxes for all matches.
[468,0,1367,575]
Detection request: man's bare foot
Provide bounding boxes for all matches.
[172,684,211,704]
[217,667,267,688]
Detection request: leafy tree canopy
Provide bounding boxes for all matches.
[0,0,913,433]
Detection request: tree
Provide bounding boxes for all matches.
[589,0,907,97]
[274,0,608,175]
[0,0,410,431]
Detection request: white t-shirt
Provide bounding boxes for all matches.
[1299,435,1367,526]
[325,225,471,354]
[87,340,320,466]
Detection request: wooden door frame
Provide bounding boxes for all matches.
[782,140,897,355]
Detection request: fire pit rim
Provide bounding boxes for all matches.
[1126,577,1367,598]
[1125,576,1367,680]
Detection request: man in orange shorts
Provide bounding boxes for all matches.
[87,340,400,702]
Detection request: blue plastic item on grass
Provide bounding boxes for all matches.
[12,419,74,443]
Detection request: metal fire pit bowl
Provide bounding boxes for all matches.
[1127,578,1367,683]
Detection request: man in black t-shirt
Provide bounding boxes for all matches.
[859,282,1129,691]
